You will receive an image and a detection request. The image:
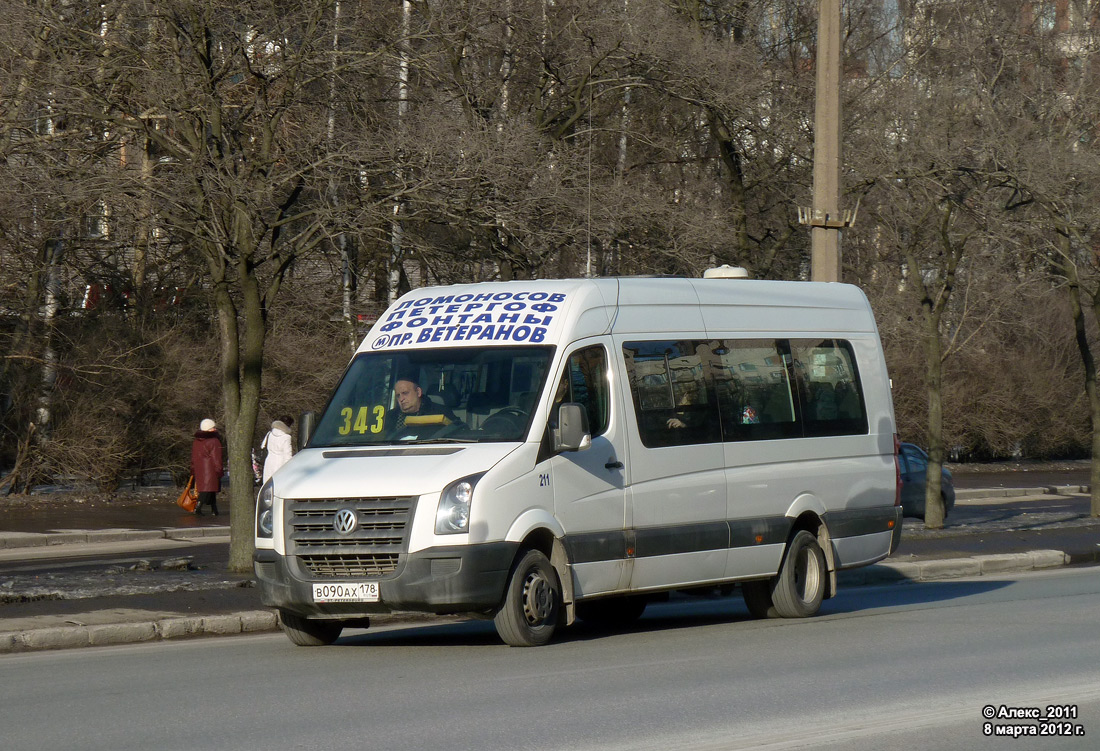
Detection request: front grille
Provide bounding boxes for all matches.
[300,553,400,578]
[286,496,414,579]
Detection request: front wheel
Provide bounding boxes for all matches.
[494,549,562,647]
[280,610,344,646]
[771,530,827,618]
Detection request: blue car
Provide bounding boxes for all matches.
[899,442,956,520]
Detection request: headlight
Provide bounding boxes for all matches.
[436,473,484,535]
[256,480,275,538]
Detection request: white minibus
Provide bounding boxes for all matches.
[254,273,903,646]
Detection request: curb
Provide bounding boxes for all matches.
[2,549,1092,654]
[953,486,1091,500]
[0,609,278,653]
[0,526,231,549]
[837,549,1071,586]
[1044,484,1092,494]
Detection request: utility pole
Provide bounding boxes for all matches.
[800,0,854,282]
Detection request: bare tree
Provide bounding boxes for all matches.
[14,0,406,567]
[849,0,1089,526]
[6,0,1100,530]
[960,0,1100,516]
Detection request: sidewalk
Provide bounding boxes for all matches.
[1,487,1098,653]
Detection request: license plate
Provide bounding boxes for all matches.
[312,582,380,603]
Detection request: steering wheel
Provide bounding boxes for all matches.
[482,407,528,433]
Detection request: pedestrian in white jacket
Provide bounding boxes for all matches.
[261,418,294,483]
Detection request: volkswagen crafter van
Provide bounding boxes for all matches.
[254,273,903,647]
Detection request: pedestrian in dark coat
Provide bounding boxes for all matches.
[191,418,223,516]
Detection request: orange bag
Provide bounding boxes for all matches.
[176,475,199,513]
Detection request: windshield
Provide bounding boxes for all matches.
[310,346,555,447]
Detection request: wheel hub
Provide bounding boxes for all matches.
[794,547,821,603]
[522,570,553,625]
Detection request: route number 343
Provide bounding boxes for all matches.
[338,406,385,435]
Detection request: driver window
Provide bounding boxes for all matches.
[553,346,611,437]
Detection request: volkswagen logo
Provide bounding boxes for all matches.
[333,508,359,535]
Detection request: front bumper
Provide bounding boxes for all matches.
[254,542,520,620]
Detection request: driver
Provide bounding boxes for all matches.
[389,377,457,436]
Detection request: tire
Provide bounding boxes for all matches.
[576,595,648,628]
[493,549,562,647]
[771,530,827,618]
[280,610,344,647]
[740,580,777,619]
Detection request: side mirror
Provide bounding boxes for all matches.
[552,403,592,452]
[299,410,318,449]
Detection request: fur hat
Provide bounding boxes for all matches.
[200,418,217,432]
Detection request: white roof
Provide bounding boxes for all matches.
[358,278,876,354]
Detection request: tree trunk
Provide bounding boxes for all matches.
[710,111,751,265]
[1065,259,1100,518]
[340,235,358,352]
[35,236,64,443]
[208,241,267,572]
[923,305,946,529]
[1092,409,1100,519]
[388,0,411,303]
[912,203,962,530]
[1091,298,1100,519]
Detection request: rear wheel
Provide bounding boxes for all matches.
[280,610,344,646]
[494,549,561,647]
[771,530,826,618]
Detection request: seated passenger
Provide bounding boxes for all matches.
[667,390,697,429]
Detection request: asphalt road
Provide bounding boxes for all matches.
[2,567,1097,751]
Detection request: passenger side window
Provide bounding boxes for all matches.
[622,340,721,448]
[553,345,611,437]
[789,339,868,437]
[622,337,870,448]
[713,340,800,441]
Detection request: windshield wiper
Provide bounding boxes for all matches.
[393,437,480,444]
